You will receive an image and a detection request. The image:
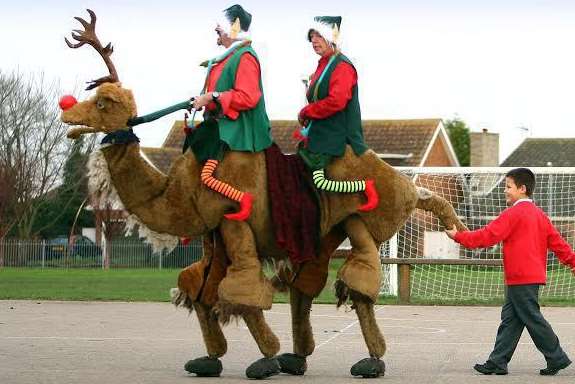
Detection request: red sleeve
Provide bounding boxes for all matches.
[299,61,357,120]
[546,218,575,269]
[217,53,262,120]
[454,209,514,249]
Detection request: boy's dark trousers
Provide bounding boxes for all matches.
[488,284,571,370]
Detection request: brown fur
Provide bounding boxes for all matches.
[338,216,382,302]
[242,309,281,358]
[214,300,261,326]
[353,299,386,358]
[192,302,227,358]
[289,287,315,357]
[177,232,228,307]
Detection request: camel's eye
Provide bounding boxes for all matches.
[96,99,105,110]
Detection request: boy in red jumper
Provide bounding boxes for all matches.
[446,168,575,376]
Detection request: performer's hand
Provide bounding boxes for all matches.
[193,93,212,110]
[444,225,458,240]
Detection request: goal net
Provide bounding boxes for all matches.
[379,167,575,302]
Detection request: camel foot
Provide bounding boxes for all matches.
[245,357,280,379]
[184,356,223,377]
[350,357,386,378]
[277,353,307,375]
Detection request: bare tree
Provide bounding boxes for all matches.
[0,70,85,239]
[92,199,126,269]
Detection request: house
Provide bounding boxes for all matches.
[501,138,575,167]
[142,118,460,171]
[270,119,459,167]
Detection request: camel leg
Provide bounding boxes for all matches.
[216,220,274,315]
[277,287,314,375]
[242,309,281,379]
[337,215,382,302]
[290,287,315,357]
[349,295,387,378]
[334,215,385,377]
[276,226,347,375]
[184,302,227,377]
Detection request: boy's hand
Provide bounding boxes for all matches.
[445,225,458,240]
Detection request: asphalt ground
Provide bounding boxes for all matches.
[1,301,573,383]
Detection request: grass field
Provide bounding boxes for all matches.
[0,260,353,303]
[1,260,573,306]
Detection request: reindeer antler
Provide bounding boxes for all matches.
[65,9,119,90]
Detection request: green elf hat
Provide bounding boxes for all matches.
[307,16,342,46]
[222,4,252,39]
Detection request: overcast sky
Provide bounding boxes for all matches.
[2,0,575,162]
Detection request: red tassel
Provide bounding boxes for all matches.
[292,129,309,148]
[180,237,192,246]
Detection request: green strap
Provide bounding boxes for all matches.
[311,53,339,102]
[302,53,339,136]
[128,100,192,127]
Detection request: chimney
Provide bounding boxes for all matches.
[470,128,499,166]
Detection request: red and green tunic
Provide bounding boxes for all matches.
[298,53,368,169]
[184,44,273,162]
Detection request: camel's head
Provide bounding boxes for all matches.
[60,9,137,139]
[61,83,137,138]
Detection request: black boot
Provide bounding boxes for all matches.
[184,356,223,377]
[277,353,307,375]
[350,357,386,378]
[540,359,571,376]
[245,357,281,379]
[473,361,508,375]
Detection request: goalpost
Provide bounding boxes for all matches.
[379,167,575,302]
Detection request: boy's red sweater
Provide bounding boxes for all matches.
[454,200,575,285]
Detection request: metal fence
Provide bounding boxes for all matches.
[0,238,203,269]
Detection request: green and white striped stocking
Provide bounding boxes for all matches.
[312,169,366,193]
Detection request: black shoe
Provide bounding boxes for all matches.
[277,353,307,375]
[473,361,508,375]
[184,356,223,377]
[540,359,571,376]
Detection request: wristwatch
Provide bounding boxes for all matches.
[212,91,220,102]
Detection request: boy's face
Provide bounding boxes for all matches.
[504,177,528,205]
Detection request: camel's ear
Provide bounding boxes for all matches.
[96,82,124,103]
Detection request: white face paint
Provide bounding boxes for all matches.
[308,20,342,51]
[214,17,250,47]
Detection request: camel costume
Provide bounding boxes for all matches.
[60,8,466,380]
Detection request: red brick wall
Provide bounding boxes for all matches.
[423,134,453,166]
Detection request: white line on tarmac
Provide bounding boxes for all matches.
[314,306,386,350]
[265,311,575,326]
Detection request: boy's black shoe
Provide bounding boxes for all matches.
[540,359,571,376]
[473,361,508,375]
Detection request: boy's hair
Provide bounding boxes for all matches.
[506,168,535,196]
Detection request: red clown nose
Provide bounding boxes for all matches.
[59,95,78,111]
